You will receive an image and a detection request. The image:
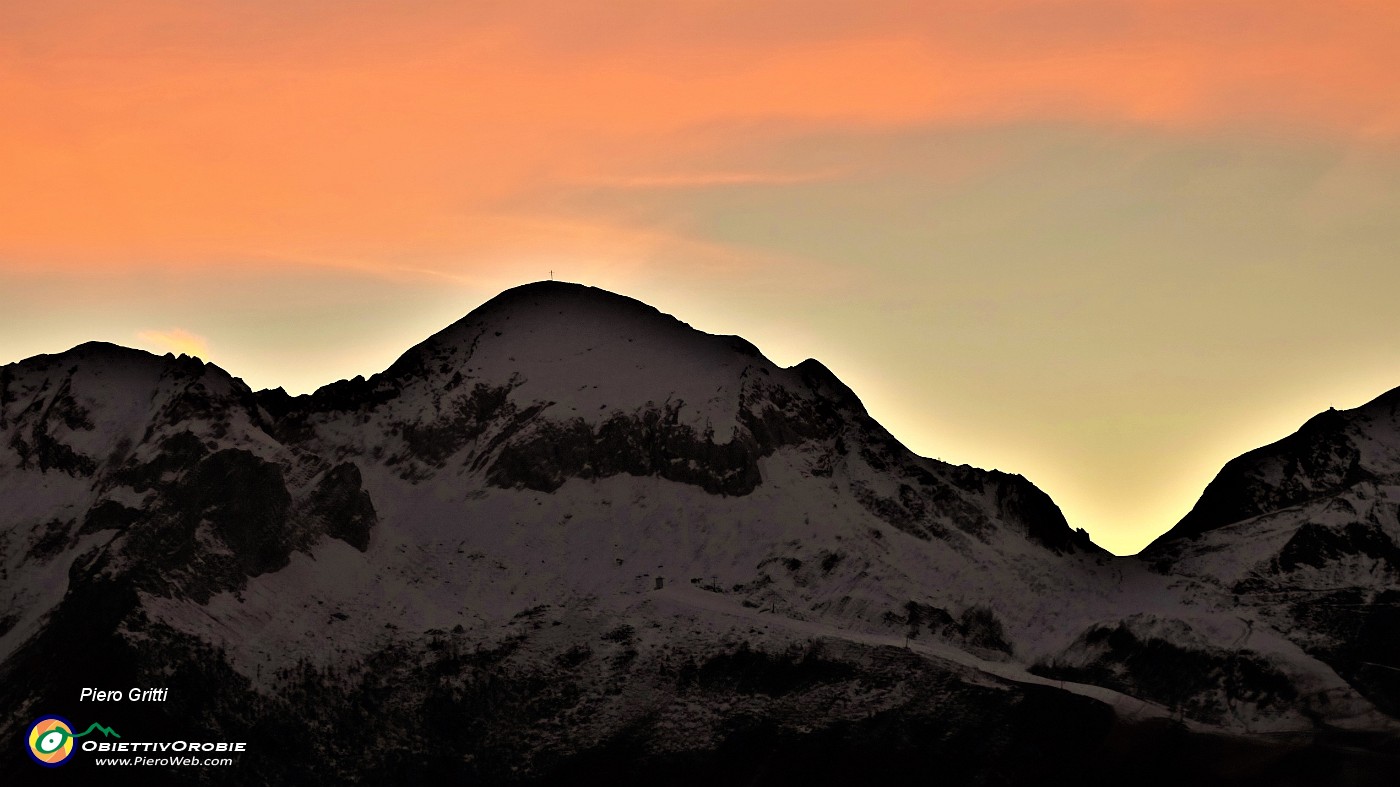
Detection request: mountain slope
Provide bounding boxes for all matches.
[1,282,1397,783]
[1142,389,1400,718]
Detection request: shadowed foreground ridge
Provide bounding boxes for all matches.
[0,282,1396,784]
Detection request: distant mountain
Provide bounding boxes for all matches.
[1142,389,1400,721]
[2,282,1396,784]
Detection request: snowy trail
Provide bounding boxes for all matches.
[657,586,1400,736]
[651,583,1191,728]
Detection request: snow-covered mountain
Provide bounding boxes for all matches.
[1141,391,1400,722]
[2,282,1396,784]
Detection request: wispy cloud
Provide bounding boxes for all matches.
[2,1,1396,272]
[582,169,845,190]
[136,328,210,359]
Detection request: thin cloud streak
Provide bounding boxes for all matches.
[582,170,846,189]
[2,2,1398,270]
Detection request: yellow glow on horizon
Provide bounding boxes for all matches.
[4,2,1399,556]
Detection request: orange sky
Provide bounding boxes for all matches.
[4,2,1400,553]
[3,1,1397,267]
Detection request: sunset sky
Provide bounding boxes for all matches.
[4,1,1399,554]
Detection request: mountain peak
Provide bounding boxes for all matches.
[475,279,665,312]
[444,280,689,341]
[4,340,156,369]
[246,283,1103,561]
[1145,386,1400,550]
[358,282,785,435]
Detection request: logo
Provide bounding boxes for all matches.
[26,716,120,767]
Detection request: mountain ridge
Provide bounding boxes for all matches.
[2,281,1397,783]
[1147,386,1400,551]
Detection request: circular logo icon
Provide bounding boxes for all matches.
[27,716,76,767]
